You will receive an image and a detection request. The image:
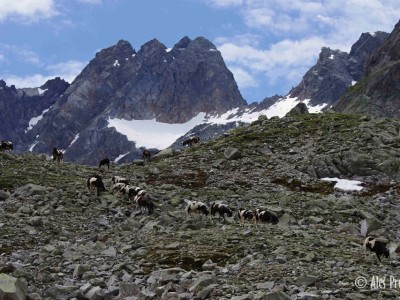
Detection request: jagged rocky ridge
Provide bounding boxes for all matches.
[1,36,246,165]
[2,112,400,299]
[0,78,70,152]
[268,31,389,110]
[334,20,400,117]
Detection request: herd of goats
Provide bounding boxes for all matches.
[0,138,392,265]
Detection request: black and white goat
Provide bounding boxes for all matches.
[210,202,233,221]
[99,158,110,169]
[129,187,155,214]
[237,208,257,228]
[185,200,209,218]
[364,236,390,264]
[136,192,155,214]
[0,140,13,151]
[255,209,279,225]
[111,176,129,185]
[119,184,134,196]
[182,136,200,147]
[111,182,128,196]
[87,175,106,196]
[142,149,151,161]
[52,147,64,163]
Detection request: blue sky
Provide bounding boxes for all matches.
[0,0,399,104]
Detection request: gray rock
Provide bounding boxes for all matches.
[14,184,47,197]
[45,284,78,299]
[224,147,242,160]
[295,275,320,287]
[73,264,91,278]
[117,282,140,299]
[85,286,105,300]
[0,190,10,201]
[0,273,27,300]
[189,275,216,293]
[360,218,381,236]
[263,291,291,300]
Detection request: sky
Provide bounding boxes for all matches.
[0,0,399,104]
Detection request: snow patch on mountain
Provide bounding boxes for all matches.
[107,96,328,150]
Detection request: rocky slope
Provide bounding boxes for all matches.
[1,112,400,299]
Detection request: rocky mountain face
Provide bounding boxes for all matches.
[0,37,246,165]
[334,20,400,117]
[0,78,69,151]
[288,31,389,108]
[2,112,400,299]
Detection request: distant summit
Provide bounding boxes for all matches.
[288,31,389,109]
[0,37,246,165]
[255,30,389,117]
[334,21,400,117]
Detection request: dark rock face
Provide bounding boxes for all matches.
[288,32,388,109]
[255,94,283,111]
[0,78,69,152]
[286,102,309,116]
[289,47,351,108]
[334,20,400,117]
[115,36,246,123]
[346,31,389,81]
[0,37,246,165]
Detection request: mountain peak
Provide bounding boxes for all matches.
[138,38,166,54]
[173,36,191,49]
[190,37,217,50]
[95,39,135,61]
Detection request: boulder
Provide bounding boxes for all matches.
[0,274,27,300]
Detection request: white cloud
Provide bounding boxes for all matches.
[3,74,53,88]
[76,0,103,4]
[228,66,257,89]
[206,0,243,8]
[217,36,324,92]
[0,0,57,22]
[2,59,86,88]
[0,44,44,69]
[46,60,87,83]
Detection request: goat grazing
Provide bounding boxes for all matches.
[0,140,13,151]
[111,182,127,195]
[111,176,129,185]
[182,136,200,147]
[99,158,110,169]
[129,187,155,214]
[52,148,64,163]
[136,192,155,214]
[185,200,209,218]
[210,202,233,221]
[364,236,390,264]
[255,209,279,225]
[87,175,106,196]
[142,149,151,161]
[237,208,257,228]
